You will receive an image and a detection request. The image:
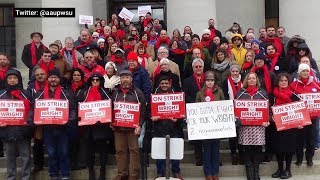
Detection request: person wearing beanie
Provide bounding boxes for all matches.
[201,29,217,57]
[231,34,247,66]
[290,63,320,167]
[22,32,48,79]
[251,39,262,55]
[195,70,224,180]
[103,61,120,91]
[219,37,232,57]
[127,51,151,103]
[222,63,243,165]
[290,56,320,83]
[1,69,33,180]
[28,68,77,180]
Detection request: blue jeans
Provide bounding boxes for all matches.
[43,127,70,178]
[156,159,180,176]
[203,139,220,176]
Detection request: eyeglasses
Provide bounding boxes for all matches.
[73,74,81,76]
[160,63,169,66]
[92,36,99,39]
[233,38,241,42]
[194,65,203,68]
[158,52,167,54]
[35,73,45,76]
[298,49,307,52]
[91,78,100,82]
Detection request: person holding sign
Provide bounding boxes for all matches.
[196,71,224,180]
[290,63,320,167]
[271,73,301,179]
[235,72,269,180]
[222,64,243,165]
[112,70,146,180]
[28,69,77,180]
[78,73,113,180]
[151,75,184,179]
[0,69,33,180]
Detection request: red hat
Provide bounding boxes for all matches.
[127,51,138,62]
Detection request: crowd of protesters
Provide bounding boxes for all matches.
[0,11,319,180]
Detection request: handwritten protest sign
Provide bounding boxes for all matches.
[79,15,93,25]
[34,99,69,125]
[234,99,269,125]
[78,100,112,126]
[297,93,320,117]
[186,100,236,140]
[0,100,26,125]
[272,101,311,131]
[138,5,152,17]
[118,7,134,21]
[151,92,185,119]
[113,101,140,128]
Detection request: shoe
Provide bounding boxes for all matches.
[307,160,313,167]
[231,154,239,165]
[195,160,203,166]
[253,164,261,180]
[173,173,184,180]
[272,168,284,178]
[295,160,302,166]
[280,170,292,179]
[212,175,219,180]
[205,175,213,180]
[263,155,271,162]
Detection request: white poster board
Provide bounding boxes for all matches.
[138,5,152,17]
[151,138,184,160]
[118,7,134,21]
[186,100,237,140]
[79,15,93,25]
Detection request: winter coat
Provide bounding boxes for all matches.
[231,45,247,67]
[61,49,84,68]
[169,50,186,79]
[153,70,181,92]
[22,43,47,69]
[73,36,96,55]
[290,76,320,94]
[137,56,155,76]
[152,59,180,80]
[195,86,225,102]
[236,88,269,145]
[0,66,13,91]
[182,75,201,103]
[132,65,152,103]
[51,54,72,81]
[79,64,106,82]
[291,68,320,83]
[184,47,211,78]
[212,63,230,88]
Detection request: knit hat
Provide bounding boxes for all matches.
[49,42,60,48]
[127,51,138,62]
[48,68,61,79]
[229,64,241,72]
[251,39,260,46]
[298,63,310,75]
[92,32,99,37]
[105,62,117,72]
[254,52,266,62]
[220,37,229,44]
[97,38,105,45]
[203,29,211,35]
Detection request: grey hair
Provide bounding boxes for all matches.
[192,58,204,67]
[79,28,90,35]
[159,58,170,65]
[64,37,74,43]
[229,64,241,72]
[157,46,169,54]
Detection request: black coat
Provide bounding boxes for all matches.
[169,50,185,78]
[21,43,46,69]
[78,87,114,140]
[182,75,201,103]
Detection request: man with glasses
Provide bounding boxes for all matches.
[79,51,105,82]
[22,32,47,79]
[74,28,96,55]
[61,37,84,69]
[183,58,205,166]
[91,32,100,44]
[231,34,247,66]
[155,30,171,50]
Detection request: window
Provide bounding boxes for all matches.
[0,4,16,67]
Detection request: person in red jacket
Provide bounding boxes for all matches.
[79,51,106,82]
[290,63,320,167]
[260,26,283,56]
[155,30,171,50]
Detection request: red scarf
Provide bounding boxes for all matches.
[30,41,46,66]
[193,73,205,91]
[10,90,30,115]
[35,81,46,91]
[246,86,258,96]
[140,40,148,47]
[61,48,79,68]
[38,59,55,75]
[103,34,109,40]
[120,86,128,95]
[228,76,242,95]
[242,61,253,71]
[138,54,149,68]
[143,18,152,27]
[0,66,9,80]
[251,65,272,94]
[301,77,309,85]
[204,87,215,101]
[209,27,217,39]
[253,49,260,55]
[71,81,83,92]
[171,48,186,55]
[43,83,62,99]
[155,37,171,49]
[110,55,123,64]
[186,44,205,60]
[266,52,280,72]
[123,45,134,51]
[86,86,102,102]
[273,87,293,105]
[150,35,157,42]
[75,37,92,50]
[201,36,212,49]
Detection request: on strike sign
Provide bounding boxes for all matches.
[297,93,320,117]
[34,99,69,125]
[78,100,112,126]
[113,101,140,128]
[0,100,26,125]
[186,100,236,140]
[272,101,311,131]
[151,92,186,119]
[234,99,269,125]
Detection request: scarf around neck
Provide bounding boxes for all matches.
[193,73,205,91]
[204,87,215,101]
[273,87,293,105]
[61,47,78,68]
[251,65,272,94]
[227,75,242,100]
[31,41,46,66]
[43,83,62,99]
[213,60,229,71]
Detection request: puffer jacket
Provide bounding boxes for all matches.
[132,64,152,103]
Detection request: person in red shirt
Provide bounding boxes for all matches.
[79,51,106,82]
[290,63,320,167]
